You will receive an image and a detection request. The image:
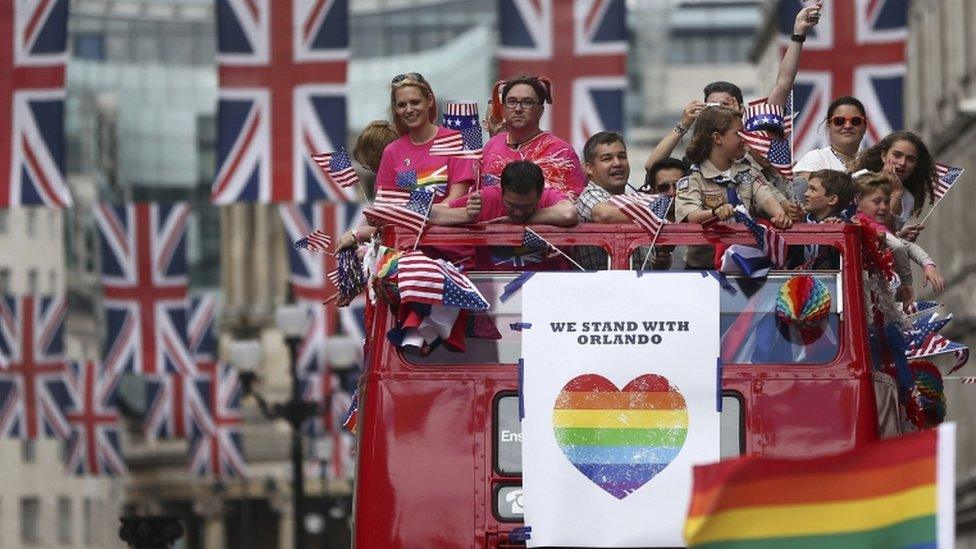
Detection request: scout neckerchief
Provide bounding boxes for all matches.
[713,169,754,207]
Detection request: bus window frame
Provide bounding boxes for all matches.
[492,390,522,477]
[378,223,868,375]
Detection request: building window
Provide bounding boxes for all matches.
[0,268,9,294]
[27,269,38,294]
[83,498,93,544]
[21,440,36,463]
[20,497,40,545]
[48,271,58,294]
[26,209,36,236]
[0,209,7,233]
[57,497,72,544]
[74,33,106,60]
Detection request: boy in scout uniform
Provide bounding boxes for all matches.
[675,106,793,269]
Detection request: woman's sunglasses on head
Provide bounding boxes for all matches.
[391,72,427,84]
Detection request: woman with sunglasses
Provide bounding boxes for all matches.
[336,73,476,251]
[852,131,937,237]
[480,74,586,200]
[793,96,868,177]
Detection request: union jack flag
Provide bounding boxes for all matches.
[498,0,627,150]
[143,294,220,439]
[212,0,351,204]
[187,363,247,478]
[933,164,964,202]
[299,369,357,480]
[778,0,908,156]
[733,205,788,269]
[95,203,194,376]
[0,295,71,439]
[0,0,72,208]
[63,361,126,476]
[279,201,368,370]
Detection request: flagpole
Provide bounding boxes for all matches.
[412,194,435,251]
[638,225,666,271]
[553,246,587,271]
[358,179,371,205]
[918,192,952,226]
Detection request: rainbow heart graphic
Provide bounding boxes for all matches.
[552,374,688,499]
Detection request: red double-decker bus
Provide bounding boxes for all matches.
[352,222,899,547]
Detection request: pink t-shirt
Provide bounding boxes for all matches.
[449,186,569,222]
[376,126,477,202]
[480,131,586,200]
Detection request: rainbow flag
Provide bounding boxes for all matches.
[685,424,955,548]
[552,374,689,500]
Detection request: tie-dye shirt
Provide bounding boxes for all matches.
[375,126,476,201]
[480,131,586,200]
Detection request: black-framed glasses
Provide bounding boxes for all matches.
[391,72,427,85]
[504,98,538,110]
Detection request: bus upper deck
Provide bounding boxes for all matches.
[354,222,898,548]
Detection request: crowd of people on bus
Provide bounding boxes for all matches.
[336,1,948,311]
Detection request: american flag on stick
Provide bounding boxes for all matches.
[293,230,332,253]
[311,147,360,189]
[732,206,787,269]
[429,127,483,159]
[608,194,671,236]
[933,164,964,201]
[363,189,434,235]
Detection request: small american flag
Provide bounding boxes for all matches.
[608,194,671,236]
[733,206,787,269]
[429,127,483,159]
[396,251,489,310]
[363,189,435,235]
[311,147,360,189]
[521,228,560,259]
[372,187,412,208]
[906,330,969,371]
[342,393,358,434]
[326,268,342,289]
[744,97,792,135]
[905,301,941,317]
[292,230,332,253]
[739,131,793,179]
[933,163,964,201]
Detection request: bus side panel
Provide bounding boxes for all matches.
[755,377,877,458]
[355,378,477,548]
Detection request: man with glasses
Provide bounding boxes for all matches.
[479,74,587,200]
[430,160,576,226]
[430,160,577,270]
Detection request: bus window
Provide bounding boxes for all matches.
[403,274,523,366]
[628,245,687,271]
[490,391,744,483]
[720,273,842,365]
[494,393,521,475]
